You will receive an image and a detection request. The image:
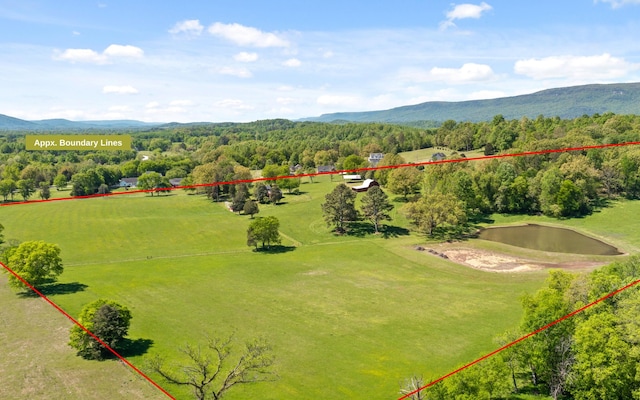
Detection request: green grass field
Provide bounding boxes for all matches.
[2,178,634,399]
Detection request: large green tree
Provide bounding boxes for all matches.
[570,312,635,399]
[321,184,357,233]
[360,186,393,234]
[16,179,36,201]
[242,199,259,218]
[68,299,132,360]
[0,179,16,201]
[70,170,104,196]
[403,191,466,237]
[5,241,63,290]
[519,271,576,398]
[138,171,170,196]
[387,167,422,200]
[247,216,281,250]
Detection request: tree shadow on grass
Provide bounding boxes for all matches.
[18,282,88,298]
[118,338,154,358]
[345,221,375,237]
[381,225,410,239]
[344,222,410,238]
[253,245,296,254]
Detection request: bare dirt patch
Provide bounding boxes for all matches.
[419,245,606,273]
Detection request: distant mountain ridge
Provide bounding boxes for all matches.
[0,115,161,131]
[3,82,640,131]
[304,82,640,123]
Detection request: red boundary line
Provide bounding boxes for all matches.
[0,260,176,400]
[3,141,640,207]
[397,278,640,400]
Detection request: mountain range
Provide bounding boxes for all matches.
[304,82,640,123]
[0,115,160,131]
[2,82,640,131]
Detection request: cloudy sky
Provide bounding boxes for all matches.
[1,0,640,122]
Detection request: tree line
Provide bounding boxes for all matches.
[2,113,640,206]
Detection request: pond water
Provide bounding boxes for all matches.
[478,224,622,255]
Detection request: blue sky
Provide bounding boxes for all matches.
[1,0,640,122]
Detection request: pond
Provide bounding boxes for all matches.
[478,224,622,255]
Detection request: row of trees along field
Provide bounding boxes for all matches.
[403,256,640,400]
[1,113,640,206]
[0,113,639,202]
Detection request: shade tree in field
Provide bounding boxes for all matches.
[402,191,466,237]
[38,182,51,200]
[278,176,300,194]
[68,299,132,360]
[373,153,405,186]
[321,183,358,233]
[360,186,393,234]
[137,171,171,196]
[16,179,36,201]
[0,179,16,201]
[268,185,283,204]
[147,332,276,400]
[247,216,281,250]
[254,183,270,204]
[5,241,63,290]
[231,184,248,213]
[387,166,422,200]
[242,199,259,218]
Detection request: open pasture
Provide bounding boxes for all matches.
[4,177,622,399]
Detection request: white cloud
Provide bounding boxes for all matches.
[214,99,254,110]
[108,105,130,112]
[431,63,495,82]
[277,85,295,92]
[208,22,289,47]
[316,94,361,107]
[169,19,204,35]
[103,44,144,58]
[323,50,334,58]
[102,85,139,94]
[55,44,143,64]
[514,53,639,80]
[145,101,160,109]
[72,30,80,36]
[217,66,253,78]
[441,2,492,30]
[596,0,640,8]
[400,63,495,84]
[169,100,193,106]
[276,97,300,105]
[55,48,107,64]
[283,58,302,67]
[234,52,258,62]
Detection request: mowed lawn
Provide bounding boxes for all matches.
[1,178,564,399]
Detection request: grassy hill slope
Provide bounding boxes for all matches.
[0,179,547,399]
